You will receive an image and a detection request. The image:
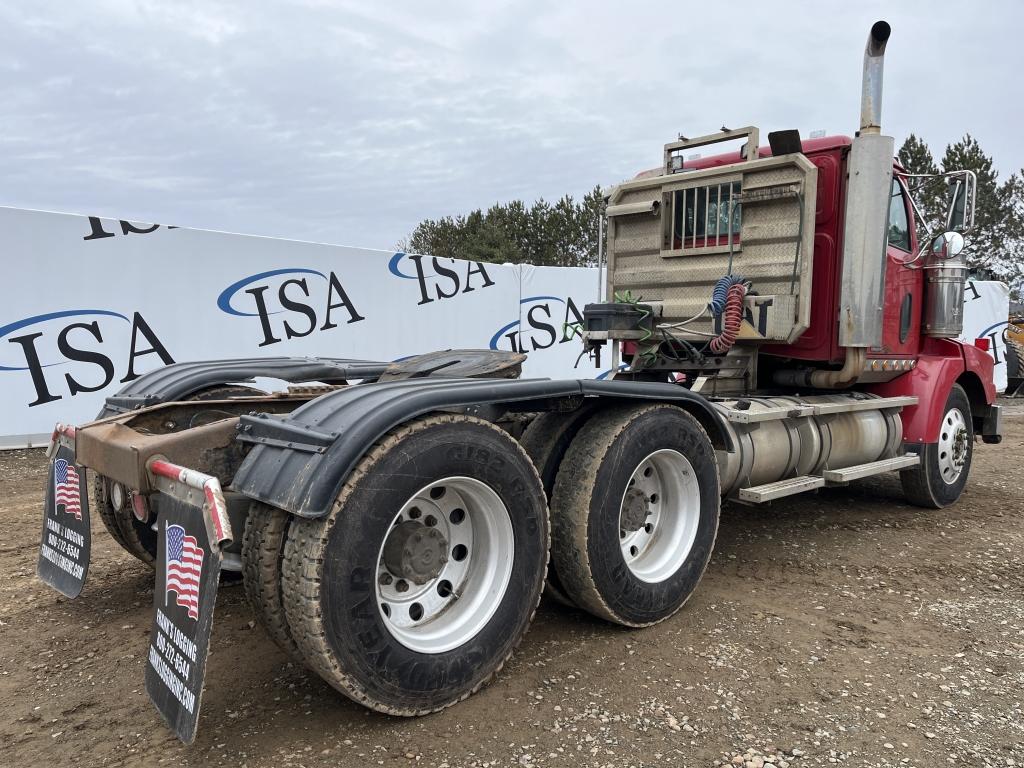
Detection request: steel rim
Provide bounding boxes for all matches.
[375,477,514,653]
[618,449,701,583]
[937,406,969,485]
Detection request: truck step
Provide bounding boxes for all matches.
[822,453,920,484]
[722,395,918,424]
[739,475,825,503]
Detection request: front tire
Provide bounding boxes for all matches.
[901,384,973,508]
[280,414,549,715]
[550,404,720,627]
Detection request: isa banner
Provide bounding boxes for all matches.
[0,207,602,447]
[960,280,1010,393]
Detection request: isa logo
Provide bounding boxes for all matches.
[489,295,586,353]
[388,252,495,305]
[217,268,365,347]
[0,310,174,407]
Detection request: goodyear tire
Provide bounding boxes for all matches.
[518,406,598,609]
[280,414,549,714]
[242,503,303,661]
[901,384,973,508]
[550,403,719,627]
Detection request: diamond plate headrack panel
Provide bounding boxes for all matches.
[606,154,818,344]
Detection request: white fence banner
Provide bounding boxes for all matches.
[960,280,1011,393]
[0,206,1012,449]
[0,207,569,448]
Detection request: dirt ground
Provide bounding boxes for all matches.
[1,406,1022,768]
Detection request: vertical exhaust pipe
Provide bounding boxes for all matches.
[776,22,894,387]
[860,20,891,135]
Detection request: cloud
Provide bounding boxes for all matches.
[0,0,1020,249]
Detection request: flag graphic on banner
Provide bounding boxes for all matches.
[53,458,82,520]
[166,524,203,620]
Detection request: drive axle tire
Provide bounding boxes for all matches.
[95,475,158,566]
[242,503,303,661]
[280,413,549,715]
[901,384,973,508]
[518,405,599,609]
[550,403,720,627]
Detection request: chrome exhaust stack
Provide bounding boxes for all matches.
[837,20,894,352]
[774,21,894,389]
[859,20,891,135]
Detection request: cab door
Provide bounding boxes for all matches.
[876,177,921,356]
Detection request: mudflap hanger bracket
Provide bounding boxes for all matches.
[46,422,77,458]
[147,457,234,550]
[231,377,735,519]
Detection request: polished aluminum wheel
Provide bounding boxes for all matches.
[937,406,969,484]
[375,477,514,653]
[618,449,701,583]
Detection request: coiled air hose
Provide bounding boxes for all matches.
[708,275,748,316]
[709,282,747,354]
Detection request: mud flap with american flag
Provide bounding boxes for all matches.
[144,459,233,745]
[38,424,91,598]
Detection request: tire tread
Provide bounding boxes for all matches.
[280,413,549,715]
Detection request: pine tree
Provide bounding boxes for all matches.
[938,135,1009,270]
[402,187,606,267]
[995,170,1024,297]
[897,134,943,233]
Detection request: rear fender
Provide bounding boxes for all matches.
[99,357,389,417]
[230,377,732,519]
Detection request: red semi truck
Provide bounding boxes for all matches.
[37,20,1000,743]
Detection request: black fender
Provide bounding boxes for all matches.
[97,357,390,417]
[230,377,733,518]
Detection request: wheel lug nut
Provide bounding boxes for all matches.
[379,572,393,586]
[395,579,409,593]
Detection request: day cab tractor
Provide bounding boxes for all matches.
[37,21,1001,743]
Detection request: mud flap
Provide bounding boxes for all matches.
[143,458,233,745]
[38,424,91,598]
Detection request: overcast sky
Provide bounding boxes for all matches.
[1,1,1021,250]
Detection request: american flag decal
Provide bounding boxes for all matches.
[166,524,203,620]
[53,458,82,520]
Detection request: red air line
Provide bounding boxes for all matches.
[709,283,747,354]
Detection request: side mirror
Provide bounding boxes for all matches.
[931,230,965,259]
[944,171,976,232]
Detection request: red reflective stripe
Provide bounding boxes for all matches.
[204,482,226,542]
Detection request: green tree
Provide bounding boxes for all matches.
[938,134,1011,272]
[897,133,1022,296]
[401,186,606,267]
[995,169,1024,297]
[897,134,943,233]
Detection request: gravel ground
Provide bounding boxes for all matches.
[1,403,1022,767]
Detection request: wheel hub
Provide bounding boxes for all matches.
[620,488,650,532]
[618,450,701,584]
[937,406,969,484]
[382,521,449,585]
[952,426,968,466]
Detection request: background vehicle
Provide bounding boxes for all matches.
[37,20,1000,743]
